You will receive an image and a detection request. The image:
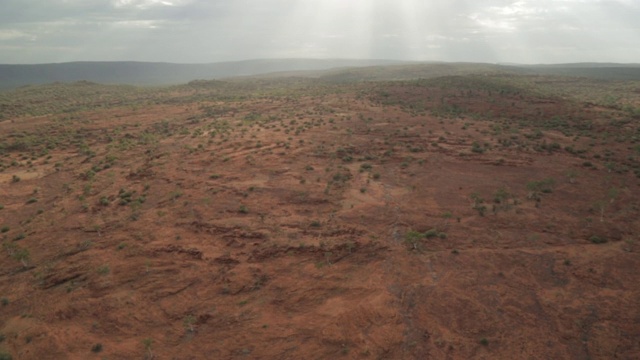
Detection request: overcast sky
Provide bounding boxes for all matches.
[1,0,639,64]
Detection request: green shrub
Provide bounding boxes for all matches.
[404,230,425,250]
[471,142,485,153]
[493,187,511,203]
[424,229,438,238]
[526,178,555,193]
[97,265,110,275]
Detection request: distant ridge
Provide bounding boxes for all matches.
[0,59,408,90]
[1,59,639,90]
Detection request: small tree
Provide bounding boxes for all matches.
[183,315,196,333]
[14,248,29,267]
[404,230,424,250]
[596,187,619,222]
[566,170,578,184]
[142,338,153,359]
[439,211,453,230]
[470,193,487,216]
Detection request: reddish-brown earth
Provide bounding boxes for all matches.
[0,75,639,359]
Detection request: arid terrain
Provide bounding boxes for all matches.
[1,68,640,359]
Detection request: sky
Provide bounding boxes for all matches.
[1,0,639,64]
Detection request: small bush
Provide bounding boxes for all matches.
[424,229,439,239]
[589,235,607,244]
[526,178,555,193]
[475,205,487,216]
[471,142,485,154]
[91,343,103,353]
[97,265,110,275]
[404,230,424,250]
[0,226,9,233]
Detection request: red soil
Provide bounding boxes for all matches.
[0,84,639,359]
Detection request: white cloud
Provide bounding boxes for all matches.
[0,0,639,63]
[112,0,190,9]
[111,20,163,28]
[0,29,36,41]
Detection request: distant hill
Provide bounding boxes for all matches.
[238,62,640,83]
[518,64,640,80]
[317,63,525,82]
[1,59,639,91]
[0,59,409,90]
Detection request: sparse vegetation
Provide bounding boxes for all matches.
[97,265,110,275]
[0,65,638,360]
[404,230,424,250]
[470,193,487,216]
[183,315,196,333]
[142,338,154,359]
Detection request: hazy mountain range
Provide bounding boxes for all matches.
[1,59,639,91]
